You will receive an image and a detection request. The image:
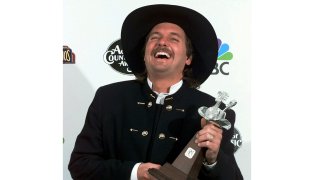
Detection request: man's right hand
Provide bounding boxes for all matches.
[137,162,161,180]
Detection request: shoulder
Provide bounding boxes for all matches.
[97,80,142,93]
[89,80,143,108]
[91,80,143,101]
[181,86,215,106]
[189,88,214,99]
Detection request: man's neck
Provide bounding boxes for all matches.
[148,77,182,93]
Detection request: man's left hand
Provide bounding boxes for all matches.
[195,118,223,164]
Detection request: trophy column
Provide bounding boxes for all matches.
[148,133,204,180]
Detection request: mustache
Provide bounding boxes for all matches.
[151,46,172,56]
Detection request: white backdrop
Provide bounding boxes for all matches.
[63,0,251,179]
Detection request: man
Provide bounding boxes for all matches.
[68,4,243,180]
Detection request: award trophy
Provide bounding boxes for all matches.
[148,91,237,180]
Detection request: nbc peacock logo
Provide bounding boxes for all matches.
[212,38,233,75]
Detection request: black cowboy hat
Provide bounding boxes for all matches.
[121,4,218,85]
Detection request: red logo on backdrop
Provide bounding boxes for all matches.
[63,45,76,64]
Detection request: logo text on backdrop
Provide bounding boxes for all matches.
[103,39,132,74]
[231,128,242,153]
[63,45,76,64]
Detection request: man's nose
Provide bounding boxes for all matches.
[157,37,168,46]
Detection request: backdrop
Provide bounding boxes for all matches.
[63,0,251,179]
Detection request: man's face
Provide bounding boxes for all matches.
[144,22,192,81]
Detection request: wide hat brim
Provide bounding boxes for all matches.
[121,4,218,85]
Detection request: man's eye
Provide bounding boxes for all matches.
[171,38,179,42]
[150,36,159,40]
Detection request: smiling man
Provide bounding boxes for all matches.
[68,4,243,180]
[144,22,192,93]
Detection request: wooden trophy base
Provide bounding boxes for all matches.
[148,134,204,180]
[149,163,190,180]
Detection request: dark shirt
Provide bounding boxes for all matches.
[68,80,243,180]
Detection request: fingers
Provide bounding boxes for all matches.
[197,123,222,139]
[144,162,161,169]
[195,123,222,147]
[201,118,223,129]
[137,163,161,180]
[195,135,220,148]
[195,123,223,163]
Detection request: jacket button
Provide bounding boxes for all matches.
[141,131,148,136]
[159,133,165,140]
[147,102,152,107]
[166,105,172,111]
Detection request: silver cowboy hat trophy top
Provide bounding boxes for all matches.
[198,91,237,130]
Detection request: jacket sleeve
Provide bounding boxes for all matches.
[199,109,243,180]
[68,87,135,180]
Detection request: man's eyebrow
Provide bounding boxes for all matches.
[147,31,184,40]
[148,32,161,36]
[169,32,183,38]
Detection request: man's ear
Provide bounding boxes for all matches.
[186,56,192,65]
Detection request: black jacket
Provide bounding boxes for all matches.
[68,80,243,180]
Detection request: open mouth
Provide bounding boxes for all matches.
[154,51,170,59]
[152,46,172,59]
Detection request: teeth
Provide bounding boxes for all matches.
[155,52,170,58]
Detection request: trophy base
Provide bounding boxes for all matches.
[149,163,198,180]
